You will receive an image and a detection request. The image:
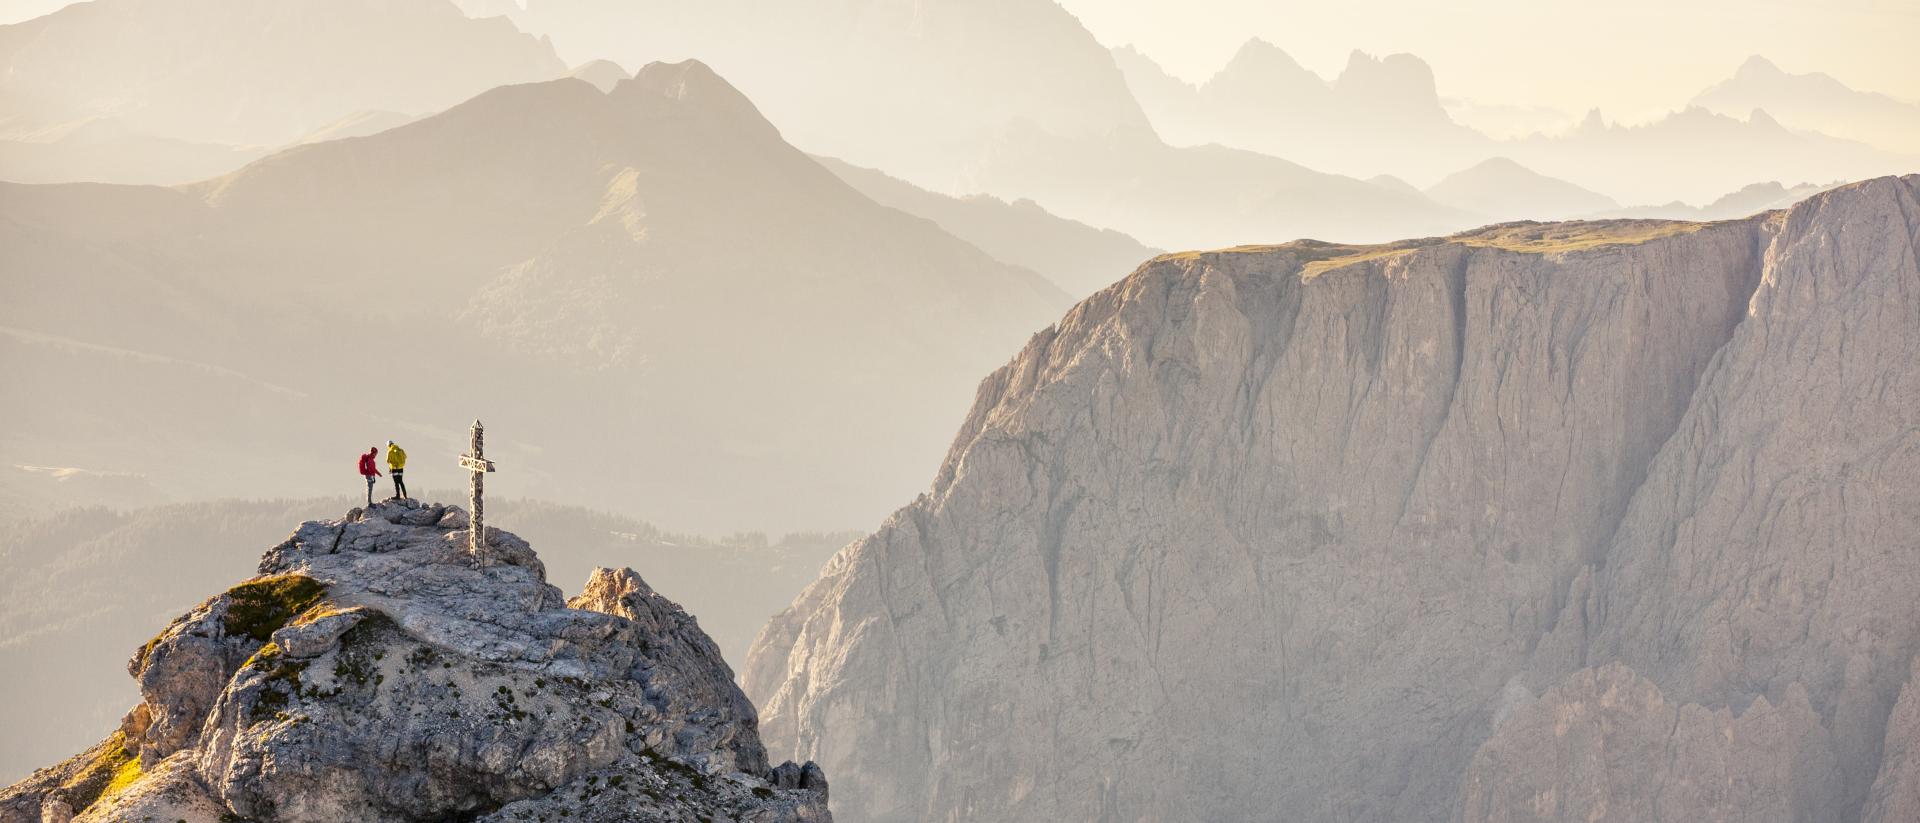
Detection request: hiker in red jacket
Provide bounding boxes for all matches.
[358,447,381,506]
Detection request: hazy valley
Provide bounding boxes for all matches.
[2,0,1917,821]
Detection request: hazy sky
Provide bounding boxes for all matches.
[1057,0,1920,121]
[3,0,1913,122]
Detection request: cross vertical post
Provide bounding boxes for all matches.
[459,419,497,560]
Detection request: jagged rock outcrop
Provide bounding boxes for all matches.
[745,175,1920,822]
[2,499,830,823]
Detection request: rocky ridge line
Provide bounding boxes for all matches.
[1,498,829,823]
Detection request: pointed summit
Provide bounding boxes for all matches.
[1424,156,1619,220]
[569,59,629,93]
[0,502,832,821]
[1578,108,1609,133]
[616,59,784,141]
[1201,37,1325,101]
[1690,50,1920,154]
[1334,50,1440,105]
[1223,37,1310,76]
[1736,54,1784,78]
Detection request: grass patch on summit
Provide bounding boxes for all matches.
[1452,220,1704,254]
[58,731,141,814]
[224,574,328,642]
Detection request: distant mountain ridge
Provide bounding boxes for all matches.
[0,0,567,147]
[1693,56,1920,155]
[1114,40,1493,181]
[1498,105,1911,206]
[0,61,1071,533]
[491,0,1480,250]
[1112,39,1916,206]
[815,155,1161,298]
[509,0,1156,191]
[1424,157,1619,222]
[0,0,572,185]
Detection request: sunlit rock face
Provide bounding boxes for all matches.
[1,499,831,823]
[747,176,1920,822]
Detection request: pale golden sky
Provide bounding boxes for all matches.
[1058,0,1920,120]
[3,0,1914,122]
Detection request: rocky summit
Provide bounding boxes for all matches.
[0,499,829,823]
[745,175,1920,822]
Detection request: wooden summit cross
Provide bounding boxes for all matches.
[459,420,497,557]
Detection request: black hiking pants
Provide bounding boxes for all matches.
[392,469,407,500]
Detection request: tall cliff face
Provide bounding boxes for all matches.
[1,500,830,823]
[744,176,1920,822]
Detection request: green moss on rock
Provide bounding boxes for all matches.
[57,731,140,814]
[223,574,327,642]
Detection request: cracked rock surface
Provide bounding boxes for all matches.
[745,175,1920,822]
[2,499,830,823]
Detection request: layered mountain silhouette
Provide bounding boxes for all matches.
[0,0,565,145]
[970,124,1474,250]
[1501,106,1911,206]
[1424,157,1619,222]
[1600,179,1844,221]
[0,0,567,182]
[746,177,1920,822]
[815,156,1161,298]
[490,0,1479,251]
[0,61,1069,533]
[1114,41,1494,182]
[0,118,265,186]
[1111,39,1915,208]
[508,0,1154,192]
[1693,56,1920,155]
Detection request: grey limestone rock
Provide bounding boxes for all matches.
[3,498,830,823]
[745,176,1920,822]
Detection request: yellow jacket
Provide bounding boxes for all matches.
[386,444,407,470]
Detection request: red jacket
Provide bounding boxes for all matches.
[358,452,381,477]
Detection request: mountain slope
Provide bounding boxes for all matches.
[0,0,566,147]
[1116,41,1495,182]
[501,0,1473,252]
[973,123,1472,250]
[745,176,1920,821]
[1112,40,1914,210]
[1501,106,1912,205]
[0,118,265,185]
[1424,156,1619,221]
[1601,179,1843,221]
[815,156,1161,298]
[0,500,832,822]
[0,61,1070,533]
[510,0,1154,190]
[1693,56,1920,155]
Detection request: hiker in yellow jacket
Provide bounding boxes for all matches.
[386,440,409,500]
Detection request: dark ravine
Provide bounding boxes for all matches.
[1,499,830,823]
[745,175,1920,822]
